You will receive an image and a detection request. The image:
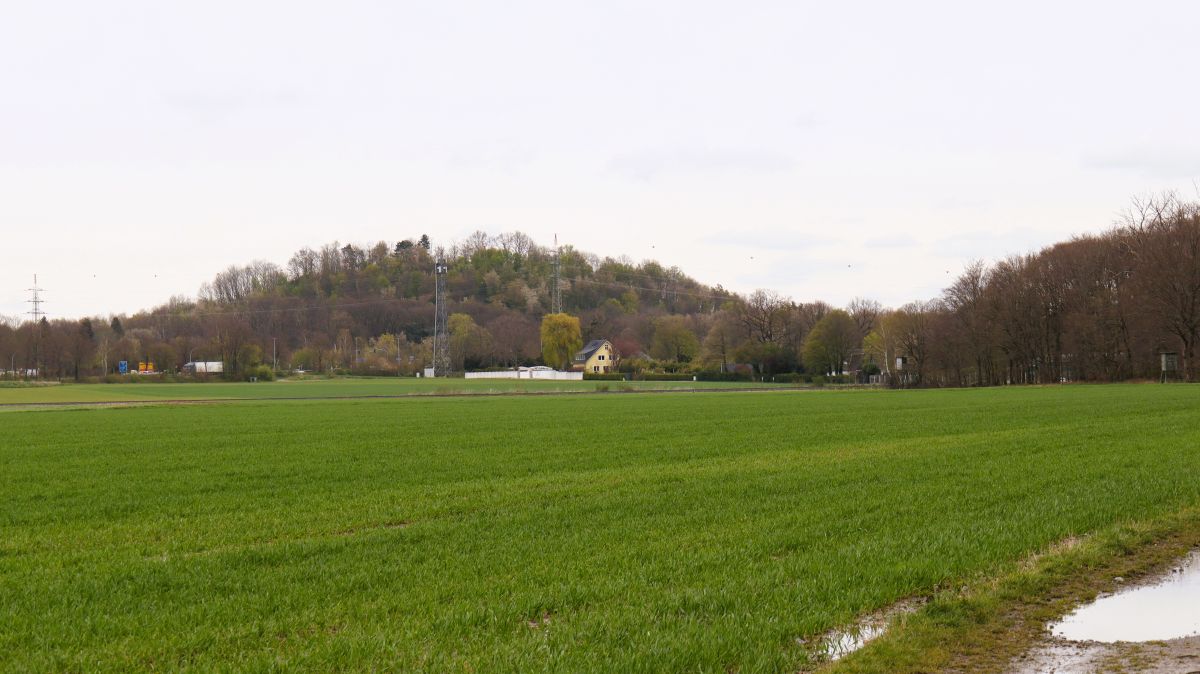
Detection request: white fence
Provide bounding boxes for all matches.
[464,368,582,381]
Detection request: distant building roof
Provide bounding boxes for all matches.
[573,339,610,363]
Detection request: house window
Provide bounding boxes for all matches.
[598,355,605,361]
[593,366,600,372]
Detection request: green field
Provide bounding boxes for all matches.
[3,385,1199,671]
[0,377,784,406]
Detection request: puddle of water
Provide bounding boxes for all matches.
[821,621,888,660]
[811,598,924,661]
[1052,550,1200,643]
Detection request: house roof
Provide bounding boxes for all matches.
[573,339,609,363]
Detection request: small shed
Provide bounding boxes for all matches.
[1160,351,1180,383]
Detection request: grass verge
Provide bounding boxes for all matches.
[827,508,1200,673]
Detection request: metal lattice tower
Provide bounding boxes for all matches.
[432,259,450,376]
[26,274,46,322]
[552,234,562,314]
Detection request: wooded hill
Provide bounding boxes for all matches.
[4,193,1200,384]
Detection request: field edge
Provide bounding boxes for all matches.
[821,507,1200,673]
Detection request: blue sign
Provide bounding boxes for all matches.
[118,360,128,374]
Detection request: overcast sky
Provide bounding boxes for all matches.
[2,1,1199,320]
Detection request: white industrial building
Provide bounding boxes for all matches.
[183,361,224,374]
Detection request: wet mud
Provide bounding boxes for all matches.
[1010,550,1200,673]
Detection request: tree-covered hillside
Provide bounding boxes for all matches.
[4,193,1200,384]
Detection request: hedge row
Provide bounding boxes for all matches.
[583,373,628,381]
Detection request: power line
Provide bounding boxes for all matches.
[571,277,736,303]
[109,270,739,323]
[157,277,735,321]
[553,260,715,292]
[594,268,693,286]
[185,297,403,318]
[161,251,724,319]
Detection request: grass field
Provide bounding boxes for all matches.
[0,376,785,406]
[3,385,1200,671]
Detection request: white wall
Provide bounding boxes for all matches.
[464,370,583,380]
[530,370,582,380]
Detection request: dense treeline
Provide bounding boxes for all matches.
[880,193,1200,385]
[3,194,1198,384]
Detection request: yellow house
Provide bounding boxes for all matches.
[572,339,617,373]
